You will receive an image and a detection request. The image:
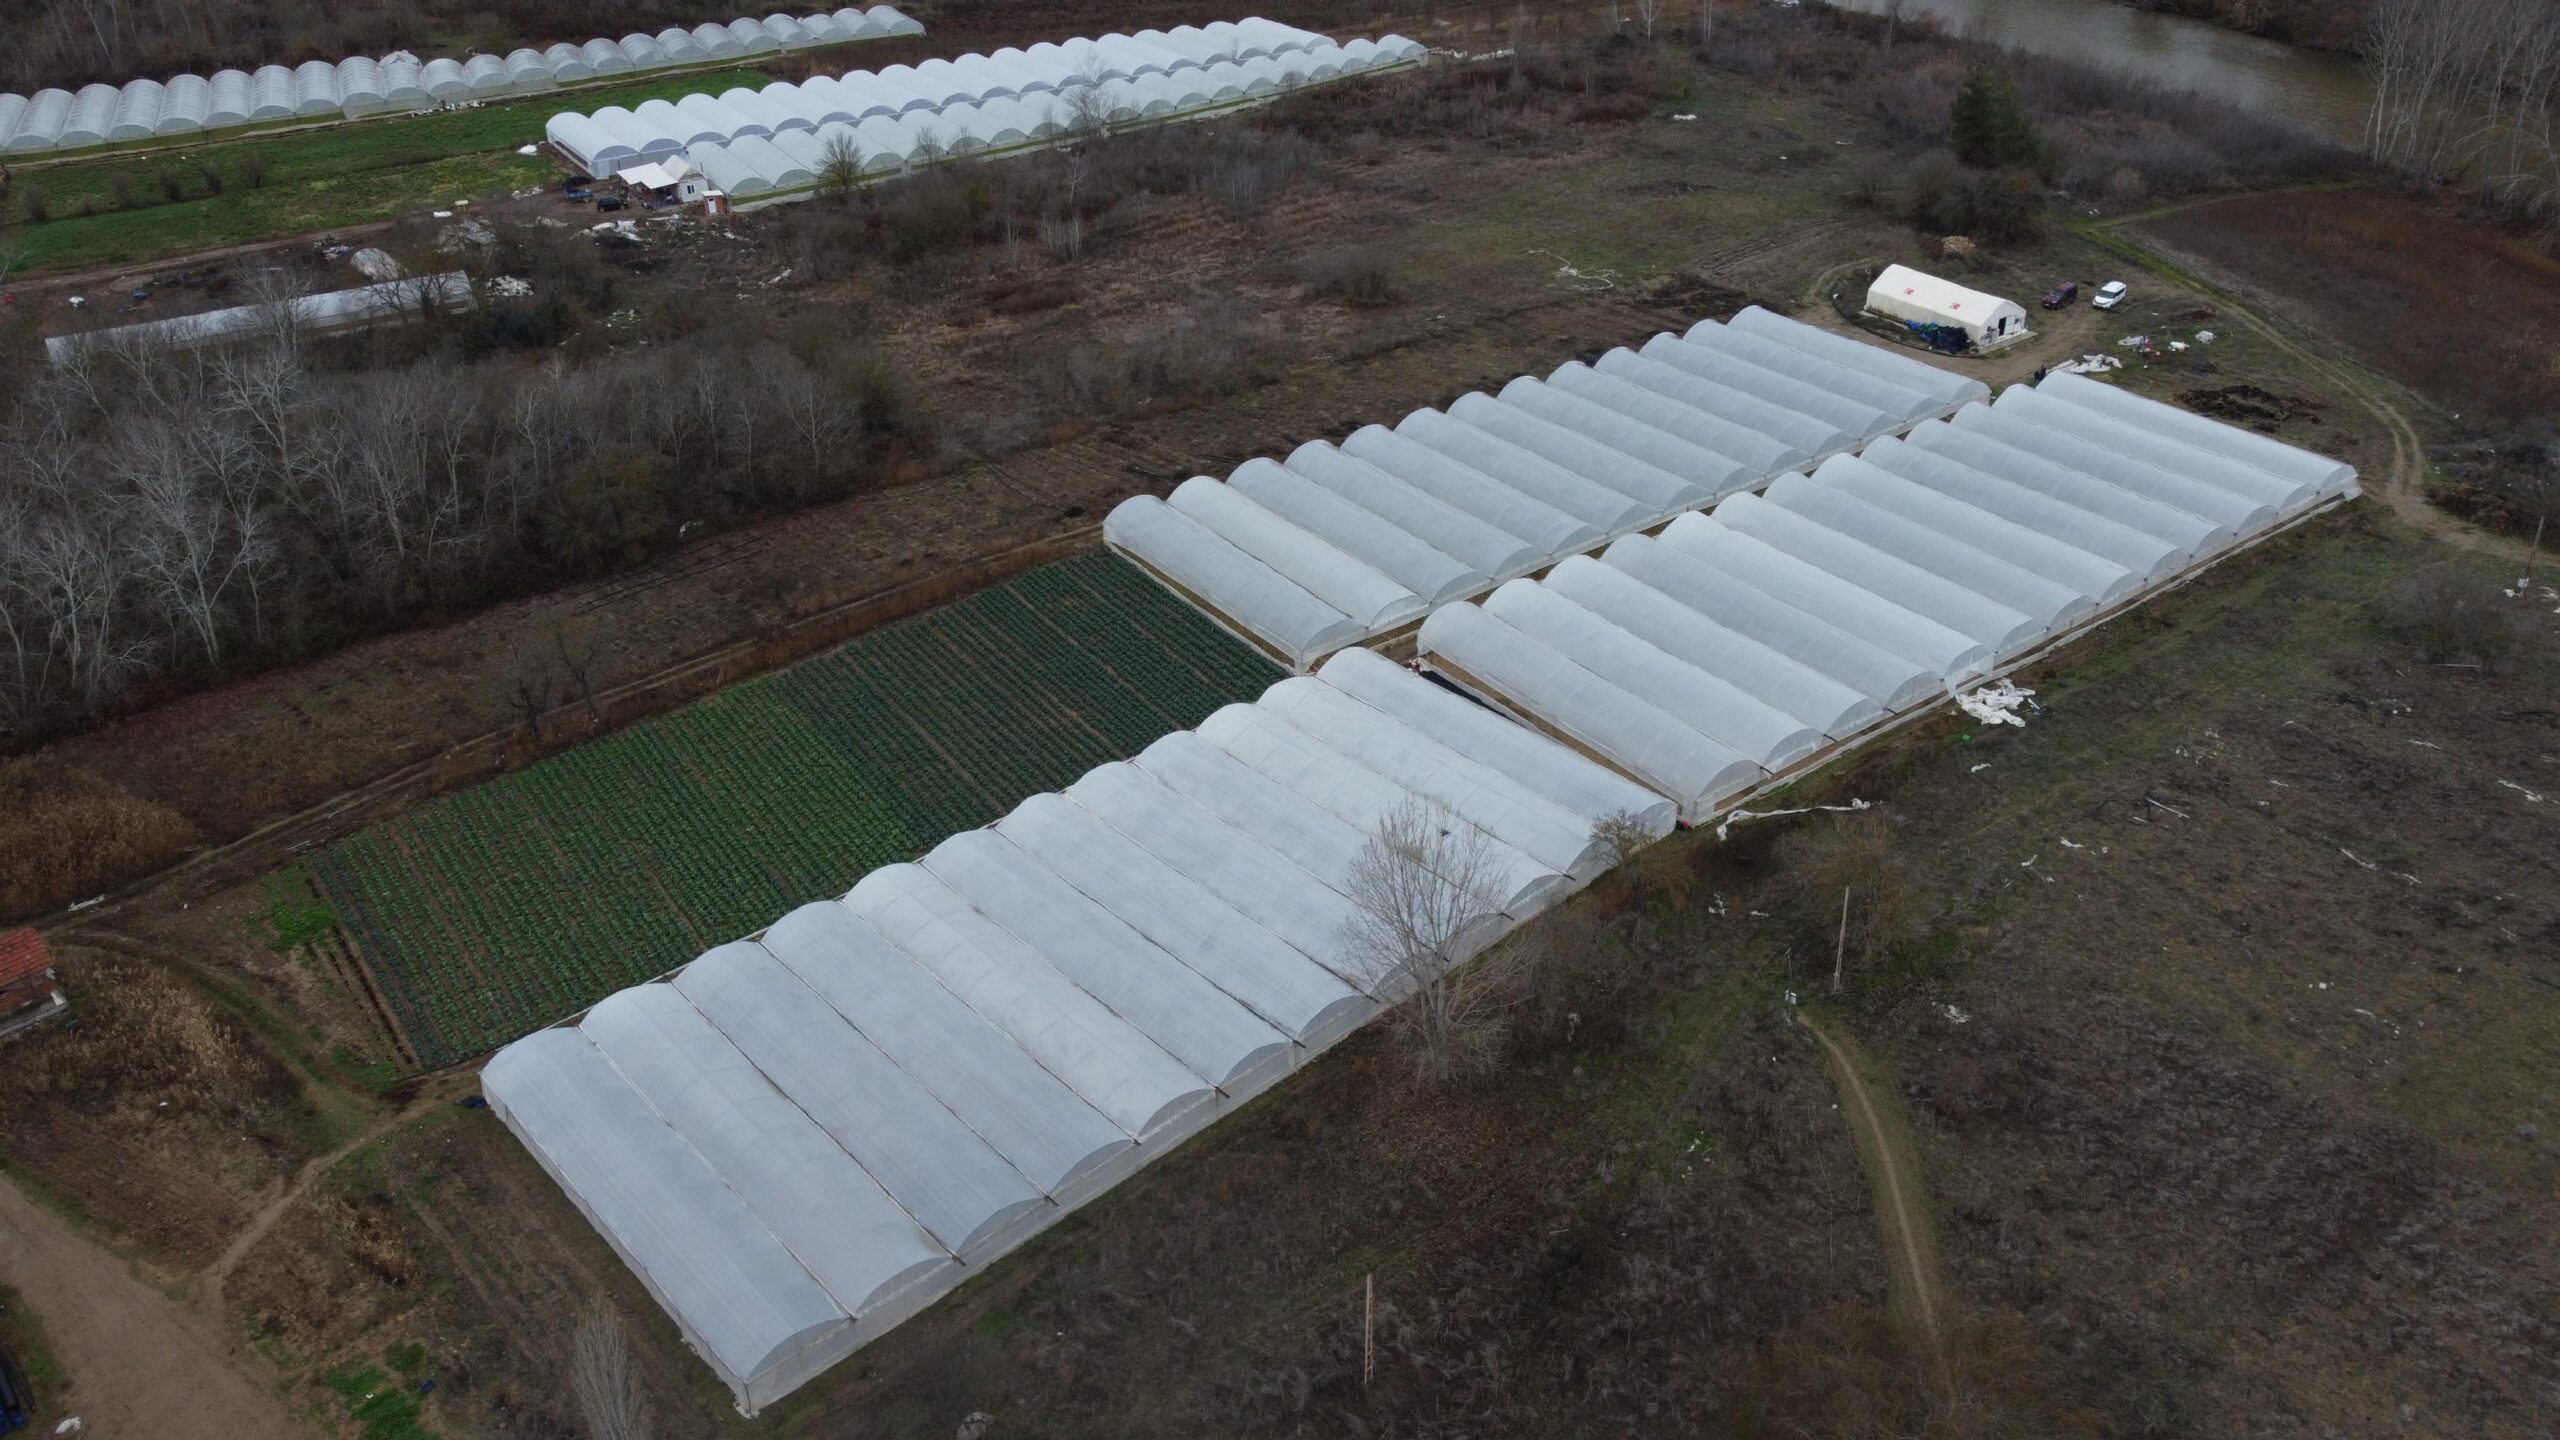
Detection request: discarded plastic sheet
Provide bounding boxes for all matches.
[1955,679,2036,728]
[1711,797,1870,842]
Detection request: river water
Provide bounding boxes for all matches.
[1823,0,2373,144]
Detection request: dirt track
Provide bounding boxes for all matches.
[1801,1011,1956,1400]
[0,1176,303,1438]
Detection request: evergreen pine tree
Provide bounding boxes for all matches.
[1950,67,2046,172]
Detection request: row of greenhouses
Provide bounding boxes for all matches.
[483,648,1668,1414]
[0,9,920,154]
[485,338,2358,1412]
[1105,306,1987,669]
[547,23,1423,182]
[1414,370,2358,822]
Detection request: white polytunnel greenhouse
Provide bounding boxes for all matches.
[45,273,473,364]
[0,8,921,154]
[484,649,1665,1413]
[1414,371,2357,822]
[1107,307,1982,671]
[546,18,1424,181]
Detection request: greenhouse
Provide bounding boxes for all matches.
[543,19,1407,179]
[45,273,472,364]
[0,7,923,153]
[1106,308,1970,670]
[486,650,1664,1413]
[1416,373,2356,821]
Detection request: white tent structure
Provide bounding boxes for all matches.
[1418,372,2356,820]
[550,18,1417,184]
[0,8,922,154]
[1108,307,1985,670]
[486,648,1666,1414]
[1863,263,2029,350]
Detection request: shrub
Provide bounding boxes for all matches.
[155,168,188,203]
[2383,564,2524,666]
[1298,246,1402,306]
[19,183,46,222]
[1771,807,1917,988]
[237,149,269,188]
[107,172,141,210]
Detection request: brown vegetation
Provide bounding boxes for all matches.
[0,758,198,917]
[0,948,305,1264]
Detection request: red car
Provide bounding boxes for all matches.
[2040,281,2078,309]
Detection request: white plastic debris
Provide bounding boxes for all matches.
[1672,113,1698,121]
[2053,352,2121,375]
[517,143,538,155]
[1939,1004,1971,1025]
[490,275,532,298]
[2168,340,2189,351]
[431,209,453,218]
[2499,780,2545,803]
[349,247,403,282]
[2195,329,2215,343]
[1712,798,1871,841]
[1969,762,1991,773]
[1956,679,2037,728]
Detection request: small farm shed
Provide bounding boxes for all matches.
[615,158,710,202]
[0,929,66,1042]
[1865,263,2028,350]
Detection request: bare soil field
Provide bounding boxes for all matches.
[2137,187,2560,426]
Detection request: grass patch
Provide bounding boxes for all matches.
[324,1363,439,1440]
[4,68,769,273]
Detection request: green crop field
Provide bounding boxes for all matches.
[4,67,771,273]
[304,553,1283,1068]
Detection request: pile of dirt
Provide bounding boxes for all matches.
[2176,384,2325,433]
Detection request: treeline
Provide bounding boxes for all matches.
[0,299,908,737]
[2364,0,2560,220]
[2132,0,2372,52]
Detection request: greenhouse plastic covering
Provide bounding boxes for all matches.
[45,274,472,364]
[1417,373,2355,821]
[569,20,1425,183]
[486,648,1663,1413]
[1108,309,1979,669]
[0,8,921,153]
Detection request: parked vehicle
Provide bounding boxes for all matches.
[2041,281,2078,309]
[2092,280,2129,310]
[595,193,627,212]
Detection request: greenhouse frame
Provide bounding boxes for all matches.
[1415,371,2357,821]
[1105,306,1988,670]
[485,648,1668,1413]
[0,7,921,154]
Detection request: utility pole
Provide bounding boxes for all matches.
[1830,886,1852,996]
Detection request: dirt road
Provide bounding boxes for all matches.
[0,1176,303,1439]
[1800,1010,1956,1401]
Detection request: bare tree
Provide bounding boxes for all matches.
[501,635,562,741]
[1340,799,1528,1082]
[1634,0,1662,45]
[550,617,617,727]
[571,1302,652,1440]
[814,130,866,201]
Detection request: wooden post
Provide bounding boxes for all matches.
[1363,1273,1376,1390]
[1830,885,1852,996]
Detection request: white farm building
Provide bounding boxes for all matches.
[1864,264,2029,351]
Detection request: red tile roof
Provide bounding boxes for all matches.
[0,928,53,990]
